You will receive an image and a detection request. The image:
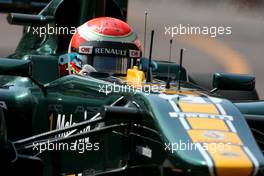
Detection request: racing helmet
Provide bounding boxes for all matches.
[61,17,142,75]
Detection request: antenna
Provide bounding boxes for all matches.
[143,11,148,57]
[166,39,173,89]
[146,30,154,82]
[177,48,185,91]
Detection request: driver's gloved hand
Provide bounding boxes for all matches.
[79,64,97,76]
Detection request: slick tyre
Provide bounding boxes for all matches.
[189,73,259,101]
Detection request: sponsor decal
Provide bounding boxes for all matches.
[49,110,92,143]
[94,48,127,56]
[180,96,207,104]
[136,146,152,158]
[221,151,240,157]
[129,49,141,58]
[203,131,225,140]
[79,46,93,54]
[56,113,91,138]
[169,112,233,120]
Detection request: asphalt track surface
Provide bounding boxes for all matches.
[0,0,264,98]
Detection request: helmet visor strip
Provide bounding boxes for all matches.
[75,41,141,75]
[76,54,132,75]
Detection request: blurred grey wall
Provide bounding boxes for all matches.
[0,13,23,57]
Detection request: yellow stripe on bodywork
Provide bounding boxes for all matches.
[187,118,229,131]
[175,95,254,175]
[188,130,243,145]
[163,90,200,96]
[179,102,219,114]
[206,144,253,176]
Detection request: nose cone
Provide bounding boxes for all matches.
[146,93,264,176]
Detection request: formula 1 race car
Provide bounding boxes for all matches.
[1,0,264,176]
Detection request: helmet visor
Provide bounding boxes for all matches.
[77,54,133,75]
[93,56,132,74]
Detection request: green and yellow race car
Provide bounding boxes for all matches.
[0,0,264,176]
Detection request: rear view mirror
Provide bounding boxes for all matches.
[7,13,54,26]
[212,73,255,92]
[0,58,32,77]
[0,58,46,94]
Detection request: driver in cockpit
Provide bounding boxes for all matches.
[58,17,143,77]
